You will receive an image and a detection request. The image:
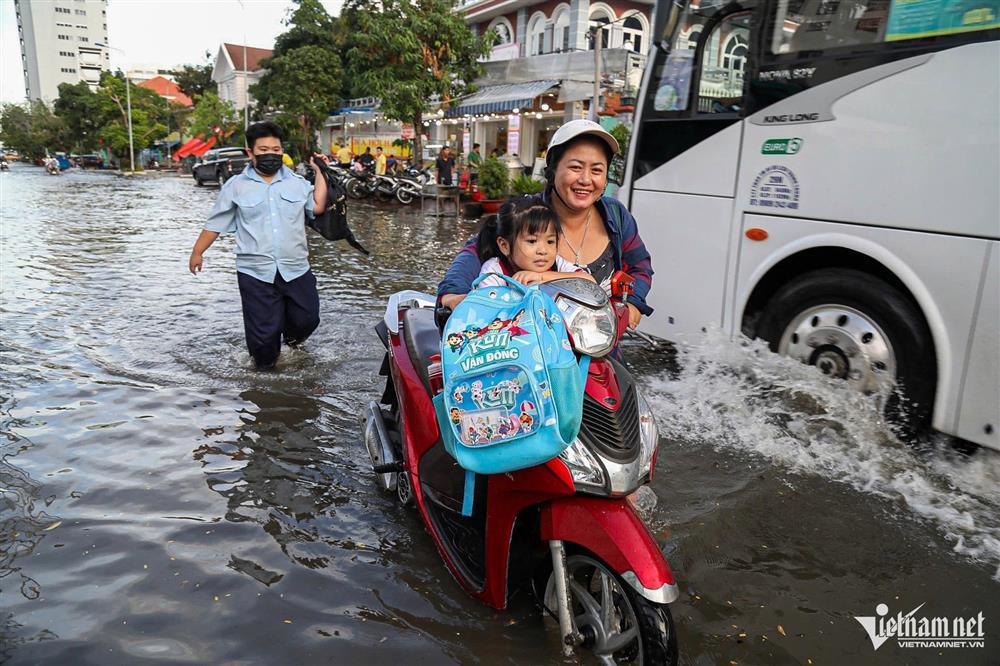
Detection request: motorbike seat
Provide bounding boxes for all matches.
[402,307,441,393]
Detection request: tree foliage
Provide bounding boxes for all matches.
[172,52,215,100]
[0,101,68,160]
[53,81,106,152]
[95,72,169,166]
[343,0,492,161]
[251,0,342,156]
[188,92,242,147]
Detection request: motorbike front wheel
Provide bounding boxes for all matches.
[396,187,415,205]
[544,554,678,666]
[346,179,366,199]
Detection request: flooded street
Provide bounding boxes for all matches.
[2,164,998,665]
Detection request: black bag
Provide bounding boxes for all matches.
[306,161,369,255]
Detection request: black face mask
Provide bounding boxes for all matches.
[254,153,283,175]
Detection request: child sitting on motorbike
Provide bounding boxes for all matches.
[477,197,595,287]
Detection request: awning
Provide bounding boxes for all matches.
[190,136,217,157]
[173,137,204,159]
[445,80,558,118]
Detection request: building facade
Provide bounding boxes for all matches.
[14,0,110,101]
[211,43,272,111]
[440,0,653,167]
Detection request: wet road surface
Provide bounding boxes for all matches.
[1,164,998,664]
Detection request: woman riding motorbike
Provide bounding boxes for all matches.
[437,120,654,332]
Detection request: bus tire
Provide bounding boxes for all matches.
[755,268,936,438]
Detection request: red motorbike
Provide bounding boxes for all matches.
[364,273,679,663]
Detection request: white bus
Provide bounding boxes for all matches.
[621,0,999,449]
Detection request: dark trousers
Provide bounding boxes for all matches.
[237,270,320,369]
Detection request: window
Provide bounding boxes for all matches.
[56,22,72,27]
[487,17,514,46]
[528,12,547,55]
[78,36,89,42]
[76,24,87,29]
[684,29,702,50]
[622,13,647,52]
[589,6,615,49]
[55,7,71,14]
[75,9,86,15]
[58,34,71,40]
[553,7,571,51]
[59,50,74,57]
[60,67,77,73]
[697,13,751,113]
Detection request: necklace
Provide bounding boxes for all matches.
[562,207,593,266]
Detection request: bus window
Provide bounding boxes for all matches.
[697,12,752,113]
[770,0,999,54]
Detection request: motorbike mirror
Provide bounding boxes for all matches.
[610,271,635,301]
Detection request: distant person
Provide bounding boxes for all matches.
[359,147,375,171]
[188,121,329,370]
[375,146,387,176]
[436,146,455,186]
[386,153,398,174]
[336,142,351,168]
[489,147,499,158]
[467,142,482,185]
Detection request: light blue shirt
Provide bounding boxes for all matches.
[204,164,315,283]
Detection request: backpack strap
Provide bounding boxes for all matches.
[471,272,530,294]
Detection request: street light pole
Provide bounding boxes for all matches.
[590,26,602,121]
[237,0,248,130]
[125,70,134,171]
[95,42,134,172]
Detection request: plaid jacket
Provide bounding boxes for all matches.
[437,195,655,315]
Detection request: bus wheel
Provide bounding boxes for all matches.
[756,268,936,437]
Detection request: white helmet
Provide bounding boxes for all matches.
[546,119,620,159]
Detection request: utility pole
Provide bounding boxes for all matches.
[238,0,248,130]
[590,26,602,121]
[95,42,134,172]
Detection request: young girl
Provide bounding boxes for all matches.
[477,197,594,287]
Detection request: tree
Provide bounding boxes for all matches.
[173,51,214,100]
[95,72,169,168]
[54,81,106,153]
[343,0,492,163]
[0,101,69,160]
[188,91,242,147]
[252,0,342,156]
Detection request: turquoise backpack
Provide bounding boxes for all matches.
[433,274,588,475]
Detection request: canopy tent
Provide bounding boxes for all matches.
[444,80,558,118]
[173,137,205,160]
[190,137,217,157]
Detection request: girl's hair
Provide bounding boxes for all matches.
[477,196,560,263]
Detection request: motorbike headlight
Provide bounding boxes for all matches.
[555,297,616,357]
[558,438,607,492]
[636,391,659,478]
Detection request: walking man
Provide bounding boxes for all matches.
[189,121,328,370]
[336,142,351,168]
[467,142,482,185]
[436,146,455,186]
[375,146,387,176]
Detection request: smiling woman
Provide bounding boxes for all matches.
[438,119,654,333]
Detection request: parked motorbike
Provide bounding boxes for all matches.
[394,167,431,205]
[363,273,679,664]
[346,169,379,199]
[0,161,9,172]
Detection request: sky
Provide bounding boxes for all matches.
[1,0,343,103]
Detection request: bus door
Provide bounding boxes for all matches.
[628,1,760,339]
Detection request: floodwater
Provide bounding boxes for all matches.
[1,164,998,665]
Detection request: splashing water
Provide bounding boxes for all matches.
[642,328,1000,580]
